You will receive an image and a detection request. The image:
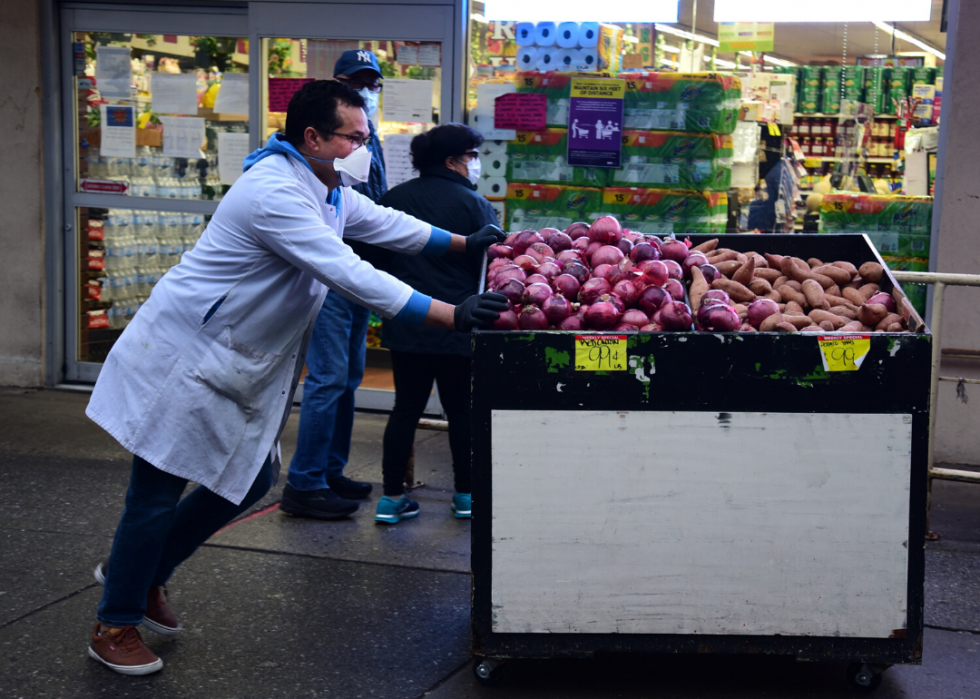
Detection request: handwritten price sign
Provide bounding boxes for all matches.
[818,335,871,372]
[575,335,627,371]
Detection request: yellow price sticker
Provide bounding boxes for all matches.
[767,122,782,137]
[575,335,627,372]
[818,335,871,372]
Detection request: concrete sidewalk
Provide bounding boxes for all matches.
[0,387,977,698]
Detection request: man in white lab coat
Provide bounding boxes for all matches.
[84,80,507,676]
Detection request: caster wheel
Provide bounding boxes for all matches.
[473,658,506,686]
[846,662,883,693]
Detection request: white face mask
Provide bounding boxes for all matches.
[462,156,481,185]
[306,143,373,187]
[357,88,380,117]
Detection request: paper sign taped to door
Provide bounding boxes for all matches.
[268,78,313,112]
[493,93,546,131]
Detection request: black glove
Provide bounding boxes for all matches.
[454,292,510,332]
[465,224,506,258]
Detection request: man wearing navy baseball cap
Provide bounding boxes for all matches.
[280,48,391,520]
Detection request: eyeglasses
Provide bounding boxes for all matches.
[326,131,372,149]
[337,76,383,93]
[457,151,480,160]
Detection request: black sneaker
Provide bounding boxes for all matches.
[326,476,373,500]
[280,484,359,520]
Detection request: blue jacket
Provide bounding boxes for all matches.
[348,120,389,268]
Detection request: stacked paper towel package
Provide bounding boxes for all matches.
[514,21,605,74]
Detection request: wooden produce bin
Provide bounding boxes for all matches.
[470,235,930,691]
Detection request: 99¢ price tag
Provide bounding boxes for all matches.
[575,335,627,371]
[818,335,871,372]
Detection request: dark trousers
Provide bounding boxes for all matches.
[98,455,274,627]
[382,352,472,497]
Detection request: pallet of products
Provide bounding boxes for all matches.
[507,129,611,187]
[600,187,728,235]
[619,72,742,134]
[504,182,602,232]
[609,131,733,190]
[515,71,613,128]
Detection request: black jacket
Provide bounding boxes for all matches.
[379,167,499,356]
[348,119,388,267]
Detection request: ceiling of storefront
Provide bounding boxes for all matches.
[676,0,947,64]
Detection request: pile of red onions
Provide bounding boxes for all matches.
[486,223,693,332]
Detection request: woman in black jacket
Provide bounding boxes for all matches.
[374,124,498,525]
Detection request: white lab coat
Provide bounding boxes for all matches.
[87,151,435,504]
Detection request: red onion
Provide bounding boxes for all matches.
[603,293,626,314]
[538,227,561,240]
[639,323,663,332]
[616,238,634,256]
[638,286,670,315]
[623,230,641,243]
[503,232,520,247]
[518,305,549,330]
[512,230,544,256]
[699,263,722,283]
[496,278,525,304]
[651,309,664,326]
[585,241,603,262]
[488,244,513,260]
[576,303,587,320]
[492,309,519,330]
[701,289,731,306]
[552,274,581,299]
[612,279,639,307]
[612,323,638,332]
[491,265,526,287]
[747,299,780,329]
[556,249,584,265]
[488,257,509,272]
[630,242,661,263]
[542,294,572,326]
[665,278,685,301]
[521,282,554,307]
[513,254,539,273]
[565,221,591,240]
[579,278,612,305]
[591,245,625,268]
[593,264,613,280]
[682,252,710,278]
[700,304,740,332]
[536,261,562,282]
[545,231,573,253]
[588,216,623,245]
[868,292,897,313]
[635,260,669,288]
[563,262,591,284]
[525,274,548,286]
[572,237,591,253]
[558,315,584,331]
[621,308,650,327]
[659,301,693,331]
[526,242,556,263]
[662,259,683,280]
[661,237,690,263]
[585,299,621,329]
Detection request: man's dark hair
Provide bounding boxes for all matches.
[284,80,365,148]
[410,123,484,171]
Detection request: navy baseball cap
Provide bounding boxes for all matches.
[333,49,382,79]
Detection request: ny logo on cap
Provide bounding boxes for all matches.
[357,50,372,63]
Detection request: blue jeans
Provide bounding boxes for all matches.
[98,454,274,627]
[287,292,369,492]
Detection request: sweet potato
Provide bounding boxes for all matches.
[692,238,718,253]
[886,322,904,333]
[775,322,797,333]
[752,254,768,268]
[842,287,866,306]
[715,260,743,278]
[811,272,835,290]
[776,285,807,307]
[784,280,803,292]
[707,249,738,264]
[688,265,709,314]
[785,301,805,316]
[858,283,882,302]
[826,284,842,298]
[807,258,824,269]
[802,279,829,310]
[843,278,863,290]
[754,268,783,283]
[749,278,773,296]
[764,253,784,269]
[829,305,859,320]
[735,252,749,264]
[759,313,783,332]
[766,289,783,303]
[773,275,789,289]
[840,321,865,332]
[801,326,822,332]
[732,257,756,286]
[832,261,859,279]
[740,323,757,332]
[782,314,813,330]
[712,278,755,303]
[812,265,851,286]
[858,303,889,327]
[819,320,836,332]
[808,309,846,329]
[781,256,809,282]
[875,313,904,331]
[824,294,851,307]
[859,262,884,284]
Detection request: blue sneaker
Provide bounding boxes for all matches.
[451,493,472,519]
[374,495,420,524]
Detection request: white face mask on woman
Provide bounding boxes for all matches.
[461,156,481,185]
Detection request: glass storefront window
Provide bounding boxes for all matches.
[72,32,249,202]
[77,205,207,362]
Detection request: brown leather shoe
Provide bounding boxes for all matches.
[94,561,182,636]
[88,623,163,675]
[144,586,182,636]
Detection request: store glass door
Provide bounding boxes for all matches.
[61,6,249,382]
[248,2,460,412]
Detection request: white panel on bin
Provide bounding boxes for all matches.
[491,410,911,637]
